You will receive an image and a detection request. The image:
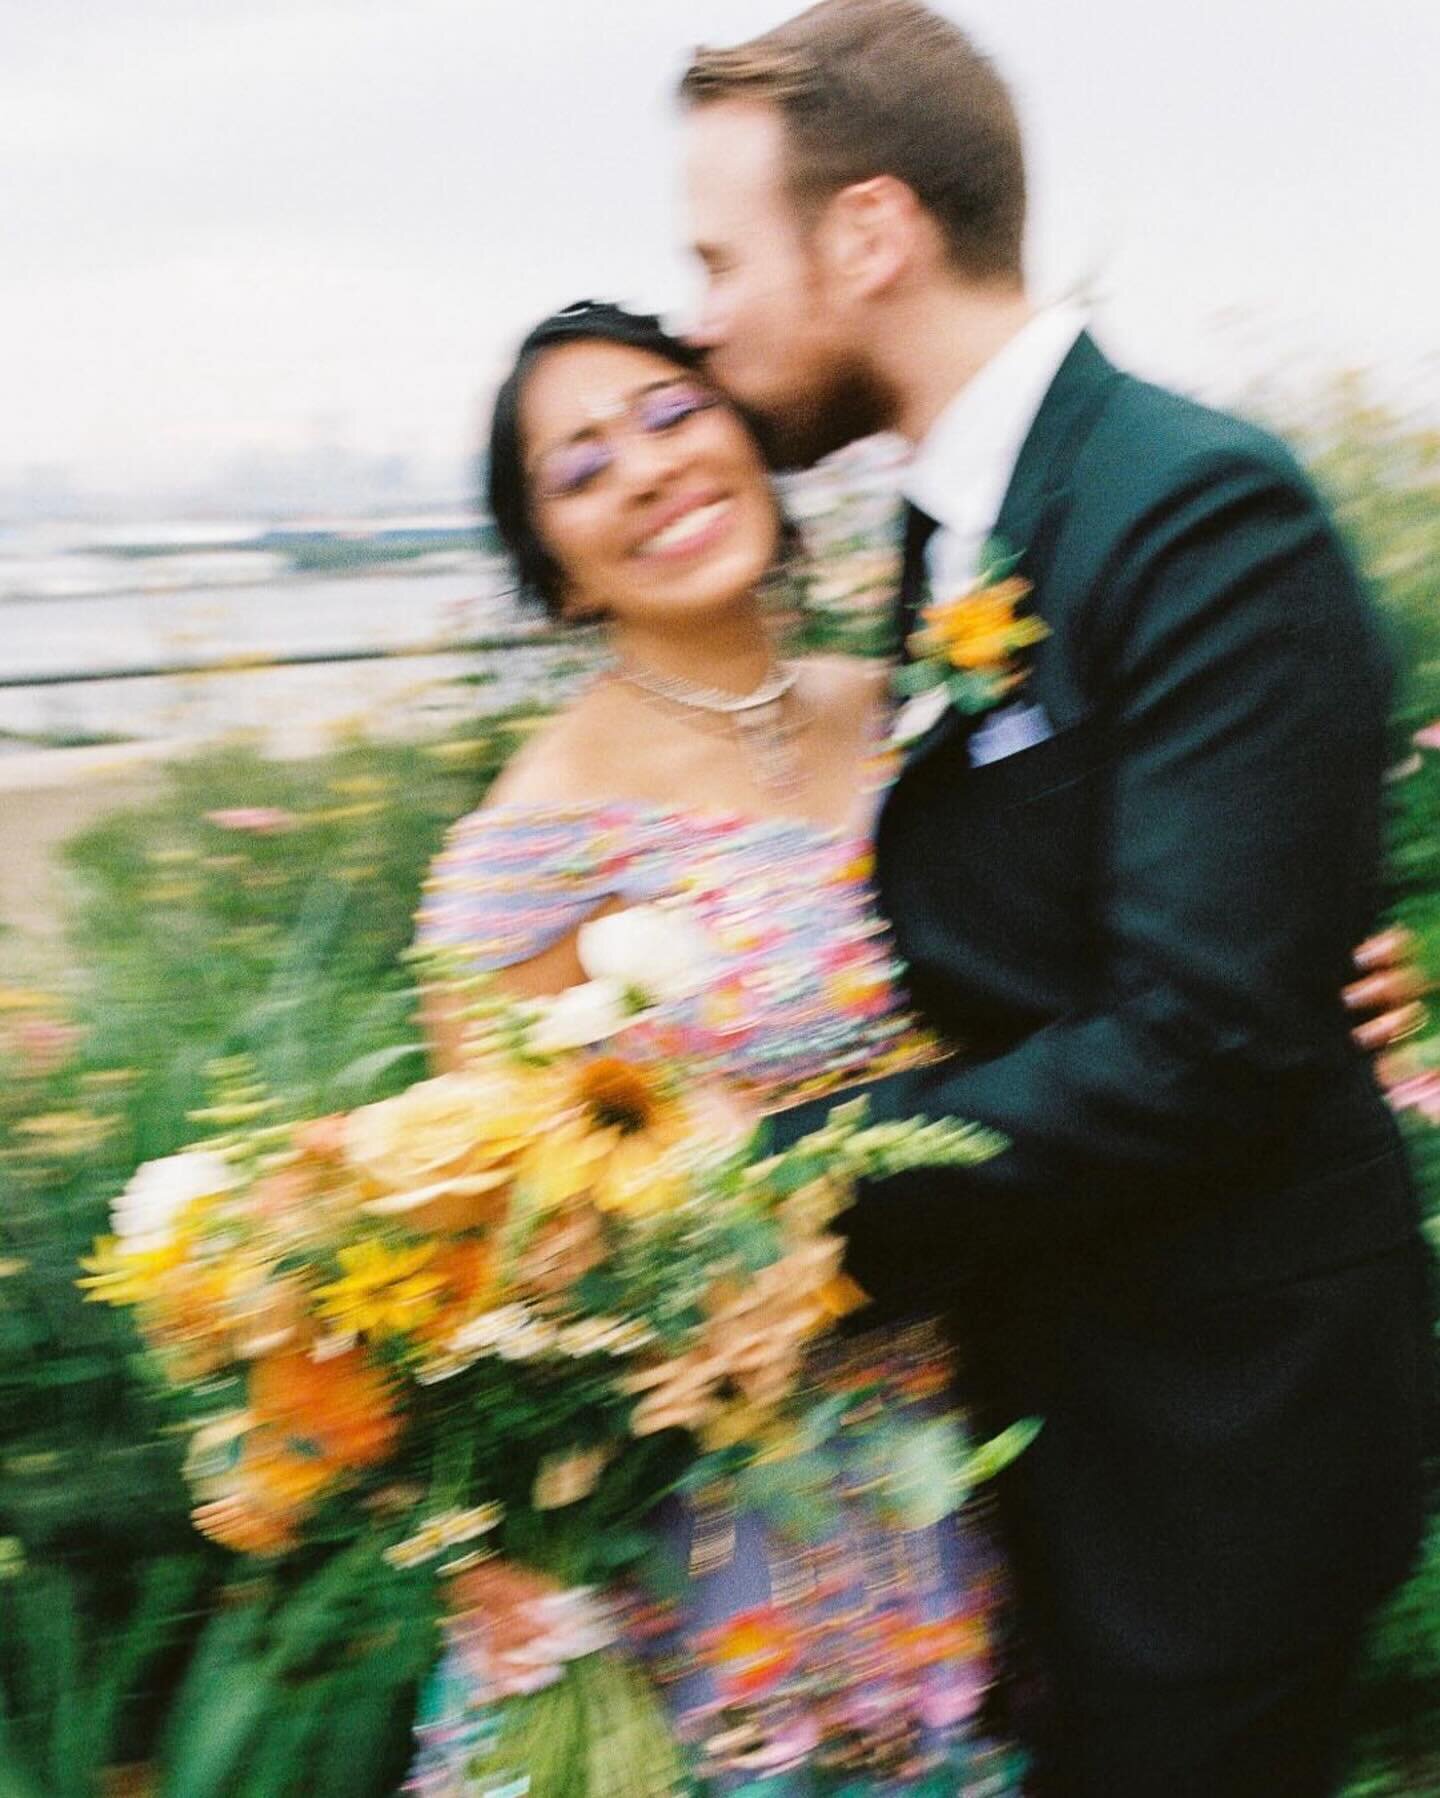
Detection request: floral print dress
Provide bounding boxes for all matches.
[406,787,1026,1796]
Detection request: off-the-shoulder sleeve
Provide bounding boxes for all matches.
[414,804,641,971]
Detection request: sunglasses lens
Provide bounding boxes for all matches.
[542,440,612,497]
[638,383,716,433]
[537,383,717,498]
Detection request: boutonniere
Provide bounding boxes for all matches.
[890,539,1049,747]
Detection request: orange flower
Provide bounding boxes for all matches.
[913,576,1044,676]
[187,1349,400,1555]
[249,1347,399,1469]
[413,1238,499,1351]
[705,1605,802,1698]
[192,1491,302,1557]
[186,1410,332,1557]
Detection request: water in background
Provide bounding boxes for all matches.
[0,447,906,754]
[0,525,589,753]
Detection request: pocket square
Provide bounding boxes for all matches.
[968,700,1054,767]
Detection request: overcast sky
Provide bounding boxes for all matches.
[4,0,1437,499]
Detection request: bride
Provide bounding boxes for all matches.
[405,300,1027,1795]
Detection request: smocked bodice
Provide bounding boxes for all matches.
[415,796,934,1106]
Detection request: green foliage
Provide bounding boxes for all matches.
[0,713,537,1788]
[1275,383,1440,1797]
[57,721,532,1145]
[0,1556,208,1795]
[154,1547,437,1798]
[1281,378,1440,734]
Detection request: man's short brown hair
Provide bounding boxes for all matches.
[679,0,1025,284]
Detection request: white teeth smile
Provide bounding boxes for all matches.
[640,500,729,556]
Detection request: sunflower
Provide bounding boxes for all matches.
[522,1056,741,1220]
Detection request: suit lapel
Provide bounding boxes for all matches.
[991,330,1121,559]
[888,331,1124,778]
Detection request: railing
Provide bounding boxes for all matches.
[0,632,569,691]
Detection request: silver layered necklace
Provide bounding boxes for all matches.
[614,658,807,797]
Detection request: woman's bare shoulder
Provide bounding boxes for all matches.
[482,686,622,809]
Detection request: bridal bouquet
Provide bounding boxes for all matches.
[79,913,1010,1797]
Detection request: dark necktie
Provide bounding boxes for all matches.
[895,501,940,660]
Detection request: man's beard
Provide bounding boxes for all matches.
[723,359,892,474]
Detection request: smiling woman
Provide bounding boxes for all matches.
[465,300,887,835]
[486,302,779,626]
[405,300,1023,1794]
[520,341,779,630]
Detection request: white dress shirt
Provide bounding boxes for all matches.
[895,302,1087,763]
[901,301,1088,597]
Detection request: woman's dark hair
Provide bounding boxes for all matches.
[485,300,708,620]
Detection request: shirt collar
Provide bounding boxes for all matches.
[901,301,1088,545]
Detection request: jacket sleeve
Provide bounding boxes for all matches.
[772,449,1394,1234]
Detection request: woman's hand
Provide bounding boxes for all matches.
[1345,927,1432,1077]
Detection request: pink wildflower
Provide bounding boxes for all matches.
[12,1016,81,1076]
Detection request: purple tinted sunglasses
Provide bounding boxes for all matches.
[533,381,720,499]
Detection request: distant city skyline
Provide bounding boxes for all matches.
[5,0,1437,514]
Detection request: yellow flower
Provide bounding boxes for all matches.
[78,1235,186,1306]
[0,989,52,1014]
[344,1066,552,1234]
[313,1237,445,1337]
[11,1110,114,1157]
[913,575,1046,675]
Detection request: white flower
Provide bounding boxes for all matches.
[888,685,952,748]
[111,1150,234,1251]
[448,1304,557,1361]
[557,1316,656,1357]
[577,902,712,1003]
[527,977,631,1053]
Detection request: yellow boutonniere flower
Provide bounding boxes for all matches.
[911,575,1046,678]
[892,539,1048,743]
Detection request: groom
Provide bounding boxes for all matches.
[677,3,1432,1793]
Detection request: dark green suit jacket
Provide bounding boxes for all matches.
[781,334,1433,1693]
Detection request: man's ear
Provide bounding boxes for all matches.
[815,175,925,299]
